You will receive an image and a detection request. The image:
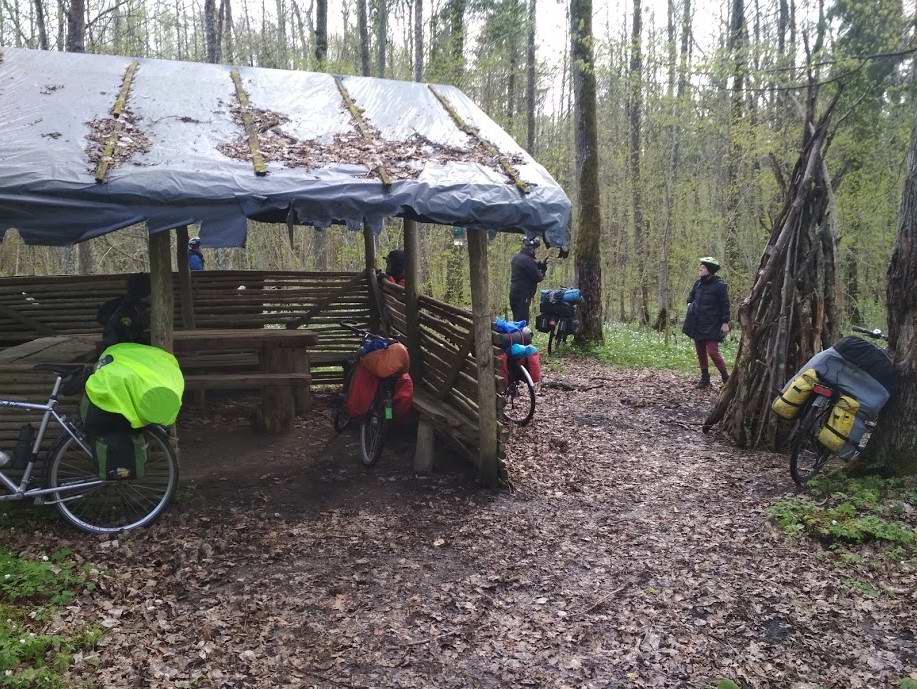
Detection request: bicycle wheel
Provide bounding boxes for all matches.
[503,364,536,426]
[47,427,178,534]
[548,327,557,355]
[359,398,387,467]
[789,405,833,487]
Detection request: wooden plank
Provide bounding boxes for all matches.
[184,373,310,389]
[175,225,196,329]
[404,219,422,383]
[230,68,268,176]
[148,231,174,353]
[0,303,55,337]
[284,274,368,329]
[434,330,476,401]
[172,329,319,351]
[468,228,499,487]
[95,60,140,183]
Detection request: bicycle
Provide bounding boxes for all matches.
[502,356,536,426]
[535,289,582,354]
[0,364,178,534]
[335,321,404,467]
[788,326,890,486]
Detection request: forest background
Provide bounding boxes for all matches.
[0,0,913,329]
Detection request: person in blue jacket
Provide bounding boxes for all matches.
[188,237,205,271]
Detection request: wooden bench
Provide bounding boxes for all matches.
[411,389,483,474]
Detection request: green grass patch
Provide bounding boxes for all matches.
[0,549,99,688]
[768,475,917,555]
[585,322,739,374]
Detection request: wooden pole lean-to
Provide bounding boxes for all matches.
[403,219,422,382]
[148,230,174,352]
[467,228,499,487]
[175,225,196,329]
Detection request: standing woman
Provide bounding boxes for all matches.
[682,257,731,388]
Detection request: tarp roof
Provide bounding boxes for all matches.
[0,48,571,249]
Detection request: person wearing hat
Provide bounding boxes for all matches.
[188,237,205,271]
[682,257,731,388]
[509,237,547,324]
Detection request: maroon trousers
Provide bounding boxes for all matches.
[694,339,727,375]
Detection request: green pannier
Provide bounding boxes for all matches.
[95,433,147,481]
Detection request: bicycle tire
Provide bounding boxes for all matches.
[503,364,536,427]
[359,398,387,467]
[548,327,557,355]
[789,405,833,487]
[47,426,179,535]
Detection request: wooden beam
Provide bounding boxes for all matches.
[284,273,367,329]
[403,219,422,382]
[95,60,140,183]
[175,225,196,329]
[230,68,268,176]
[467,228,499,487]
[0,303,55,337]
[363,223,376,272]
[438,330,475,401]
[334,76,392,186]
[148,231,174,353]
[428,85,529,195]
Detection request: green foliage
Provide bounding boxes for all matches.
[768,476,917,552]
[0,551,99,688]
[586,323,739,374]
[899,679,917,689]
[716,680,741,689]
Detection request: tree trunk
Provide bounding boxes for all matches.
[570,0,604,345]
[865,101,917,475]
[33,0,48,49]
[357,0,370,76]
[507,31,517,127]
[413,0,423,81]
[704,90,841,449]
[222,0,235,62]
[525,0,536,154]
[724,0,746,275]
[449,0,465,85]
[845,243,863,325]
[66,0,85,52]
[376,0,387,78]
[315,0,327,65]
[628,0,648,324]
[276,0,288,68]
[204,0,221,63]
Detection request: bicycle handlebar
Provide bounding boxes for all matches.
[339,320,388,342]
[851,326,888,341]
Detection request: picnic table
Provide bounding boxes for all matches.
[0,329,318,434]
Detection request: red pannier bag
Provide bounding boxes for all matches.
[497,353,509,386]
[345,365,379,417]
[392,372,414,424]
[361,342,410,379]
[524,353,541,384]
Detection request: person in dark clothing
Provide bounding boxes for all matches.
[682,257,731,388]
[509,237,546,324]
[96,273,151,348]
[188,237,205,271]
[384,249,406,287]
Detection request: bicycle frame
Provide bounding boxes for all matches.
[0,376,100,503]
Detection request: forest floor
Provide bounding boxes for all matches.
[2,357,915,689]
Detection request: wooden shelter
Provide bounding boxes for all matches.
[0,48,572,485]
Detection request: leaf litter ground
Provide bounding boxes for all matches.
[3,359,914,688]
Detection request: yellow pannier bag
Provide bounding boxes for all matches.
[772,368,819,420]
[817,395,860,453]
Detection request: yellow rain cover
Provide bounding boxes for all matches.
[817,395,860,453]
[85,343,184,429]
[772,368,819,420]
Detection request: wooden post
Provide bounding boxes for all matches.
[364,223,383,332]
[414,419,435,474]
[363,222,376,271]
[148,230,174,353]
[403,219,422,382]
[467,228,499,487]
[175,225,196,329]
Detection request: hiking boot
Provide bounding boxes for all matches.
[696,371,711,389]
[720,369,730,384]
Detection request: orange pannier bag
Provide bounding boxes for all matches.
[360,342,410,379]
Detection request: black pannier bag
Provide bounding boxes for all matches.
[79,396,133,436]
[535,313,553,333]
[833,336,896,395]
[95,433,147,480]
[539,300,577,319]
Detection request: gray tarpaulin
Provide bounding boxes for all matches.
[0,48,571,249]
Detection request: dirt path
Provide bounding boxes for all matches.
[8,361,914,688]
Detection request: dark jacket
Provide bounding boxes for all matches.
[682,275,730,341]
[510,250,545,302]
